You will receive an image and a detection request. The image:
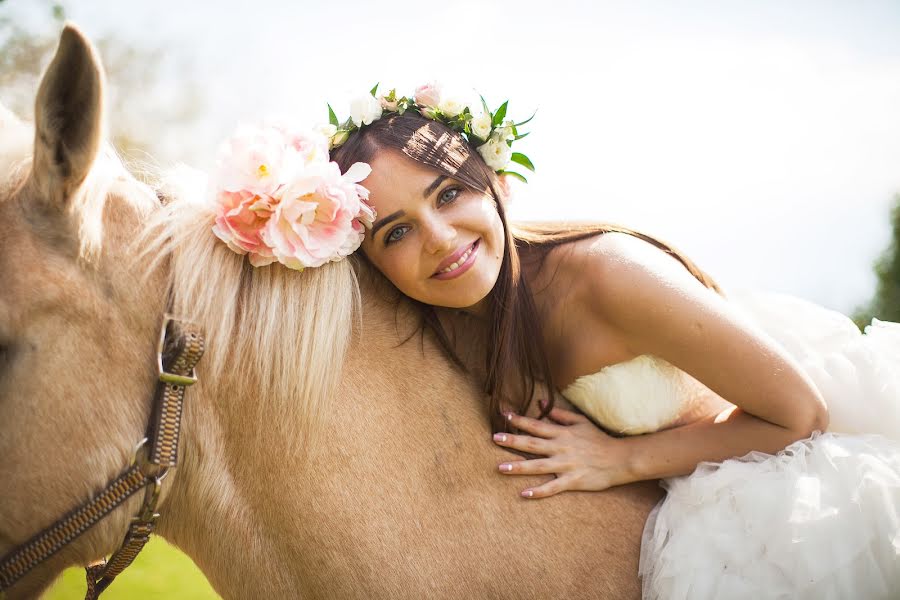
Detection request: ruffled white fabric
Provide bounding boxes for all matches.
[727,289,900,439]
[639,433,900,599]
[562,288,900,598]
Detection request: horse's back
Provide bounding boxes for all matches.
[283,310,662,599]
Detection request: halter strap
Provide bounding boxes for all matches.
[0,316,204,597]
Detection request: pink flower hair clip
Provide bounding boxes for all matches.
[210,120,375,270]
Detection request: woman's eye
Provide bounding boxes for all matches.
[385,225,410,245]
[438,187,460,206]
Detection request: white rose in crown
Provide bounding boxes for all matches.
[470,112,492,140]
[438,96,467,118]
[349,94,383,127]
[477,138,513,171]
[494,120,515,141]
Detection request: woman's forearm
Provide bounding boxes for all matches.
[625,407,819,481]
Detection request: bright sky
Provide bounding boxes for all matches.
[5,0,900,315]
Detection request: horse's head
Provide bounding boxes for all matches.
[0,25,167,596]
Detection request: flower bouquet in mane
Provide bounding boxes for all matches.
[210,119,375,271]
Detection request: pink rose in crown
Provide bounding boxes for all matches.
[262,162,374,269]
[414,81,443,108]
[210,121,374,270]
[211,190,278,266]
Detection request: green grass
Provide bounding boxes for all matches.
[45,537,220,599]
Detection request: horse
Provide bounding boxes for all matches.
[0,25,662,599]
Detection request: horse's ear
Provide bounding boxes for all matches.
[32,23,105,207]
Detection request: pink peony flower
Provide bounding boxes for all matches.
[210,121,373,271]
[414,81,443,108]
[261,162,374,270]
[211,190,278,267]
[213,122,329,197]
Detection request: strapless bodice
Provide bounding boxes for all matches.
[561,354,700,435]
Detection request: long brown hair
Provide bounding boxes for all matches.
[331,111,721,432]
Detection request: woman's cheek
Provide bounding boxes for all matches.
[382,251,417,289]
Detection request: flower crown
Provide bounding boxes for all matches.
[209,119,375,271]
[322,82,536,182]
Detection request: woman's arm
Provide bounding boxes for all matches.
[494,232,828,497]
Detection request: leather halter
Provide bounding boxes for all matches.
[0,315,205,598]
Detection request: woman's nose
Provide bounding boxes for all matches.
[422,216,456,255]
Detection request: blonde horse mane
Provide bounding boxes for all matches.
[138,165,359,443]
[43,143,359,445]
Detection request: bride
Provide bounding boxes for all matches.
[210,85,900,598]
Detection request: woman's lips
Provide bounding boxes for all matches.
[432,239,480,280]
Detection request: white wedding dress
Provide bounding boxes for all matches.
[561,289,900,600]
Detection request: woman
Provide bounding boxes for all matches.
[211,87,900,598]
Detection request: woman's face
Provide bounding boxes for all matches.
[360,149,505,310]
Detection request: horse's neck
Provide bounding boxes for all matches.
[155,274,479,594]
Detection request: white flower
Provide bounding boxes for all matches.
[437,96,467,118]
[470,112,492,140]
[349,94,383,127]
[494,119,515,142]
[477,138,513,171]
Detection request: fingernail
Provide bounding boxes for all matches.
[499,463,513,472]
[521,489,534,498]
[505,412,514,421]
[538,399,548,410]
[493,433,507,443]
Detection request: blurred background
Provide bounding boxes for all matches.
[2,0,899,595]
[2,0,899,323]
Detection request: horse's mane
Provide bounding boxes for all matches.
[139,165,359,442]
[60,149,359,444]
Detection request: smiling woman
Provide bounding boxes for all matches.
[328,98,900,598]
[331,110,717,432]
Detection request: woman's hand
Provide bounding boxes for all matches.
[493,407,637,498]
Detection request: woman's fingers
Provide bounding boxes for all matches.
[520,475,580,499]
[493,431,555,455]
[497,457,560,476]
[505,412,558,438]
[546,406,589,426]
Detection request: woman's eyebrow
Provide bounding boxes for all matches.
[371,210,405,237]
[423,175,447,198]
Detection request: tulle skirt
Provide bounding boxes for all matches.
[639,290,900,599]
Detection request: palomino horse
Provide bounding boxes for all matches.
[0,25,661,598]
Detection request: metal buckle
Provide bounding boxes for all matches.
[156,314,197,387]
[135,469,169,523]
[129,437,171,481]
